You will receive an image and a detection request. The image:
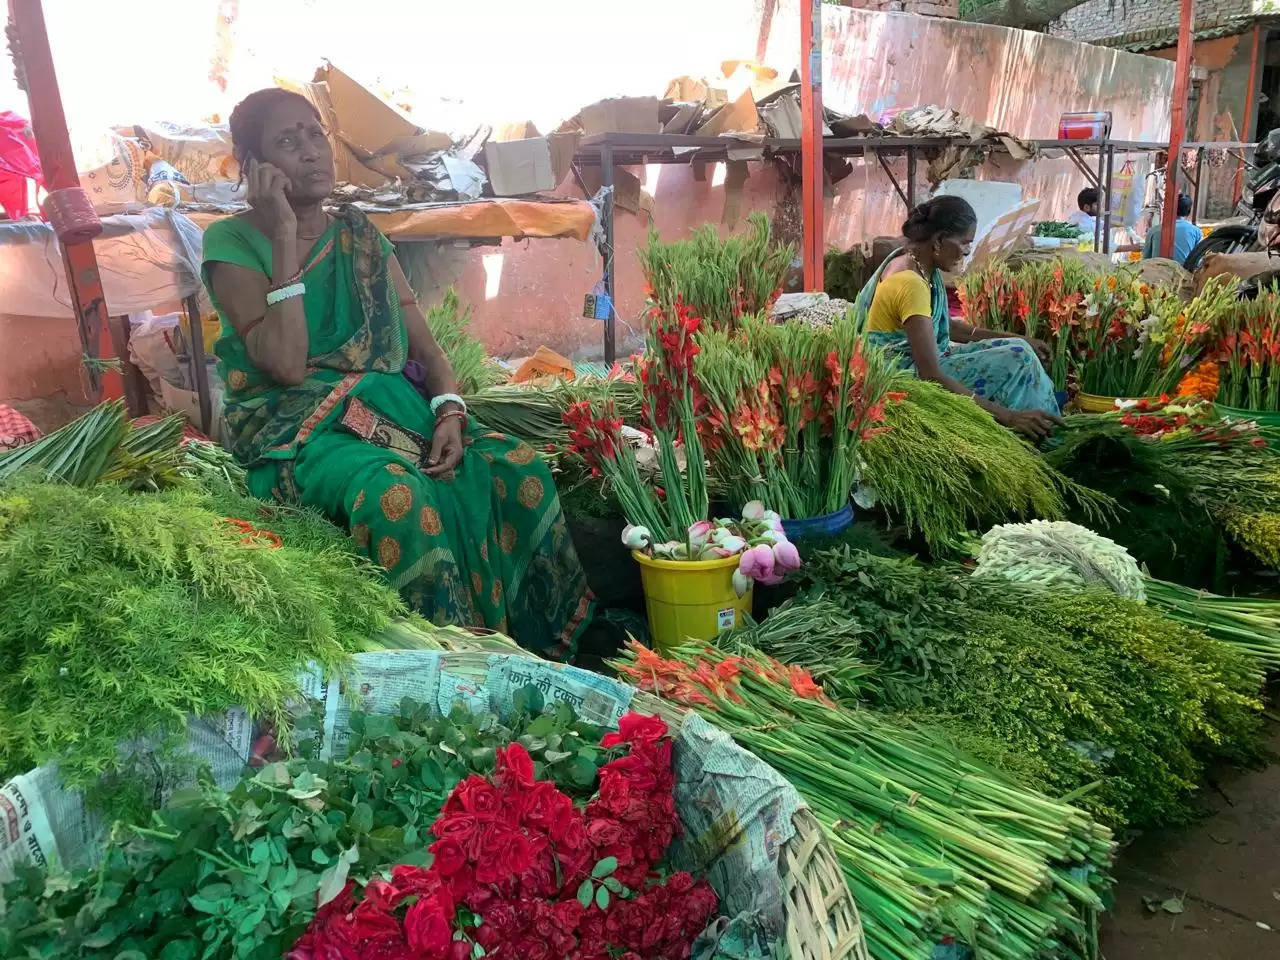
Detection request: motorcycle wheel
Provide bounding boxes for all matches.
[1182,225,1258,272]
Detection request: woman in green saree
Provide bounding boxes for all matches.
[201,88,593,659]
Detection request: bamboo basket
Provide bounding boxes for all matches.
[629,688,869,960]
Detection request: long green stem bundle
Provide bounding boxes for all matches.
[860,378,1110,551]
[614,641,1114,960]
[1145,576,1280,669]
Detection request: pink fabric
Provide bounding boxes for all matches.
[0,404,41,450]
[0,111,41,219]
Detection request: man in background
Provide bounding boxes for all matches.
[1066,188,1098,235]
[1143,193,1201,265]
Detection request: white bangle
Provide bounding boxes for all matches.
[430,393,466,414]
[266,282,305,306]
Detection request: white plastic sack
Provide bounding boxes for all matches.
[0,650,804,929]
[127,310,183,398]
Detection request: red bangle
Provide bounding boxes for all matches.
[434,409,467,430]
[269,269,302,293]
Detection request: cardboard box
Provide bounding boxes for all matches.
[484,137,555,195]
[547,131,581,184]
[578,96,660,136]
[303,61,453,186]
[483,131,579,196]
[494,121,541,142]
[694,89,760,138]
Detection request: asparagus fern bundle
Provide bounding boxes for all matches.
[613,639,1114,960]
[968,519,1280,670]
[789,547,1264,829]
[0,481,404,819]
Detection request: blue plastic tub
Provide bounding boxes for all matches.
[780,502,854,541]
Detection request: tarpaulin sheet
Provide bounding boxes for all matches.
[370,198,593,240]
[186,197,594,241]
[0,209,204,319]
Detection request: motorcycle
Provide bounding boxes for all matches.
[1183,129,1280,272]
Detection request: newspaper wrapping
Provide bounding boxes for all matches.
[0,650,803,932]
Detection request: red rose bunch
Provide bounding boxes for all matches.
[289,712,716,960]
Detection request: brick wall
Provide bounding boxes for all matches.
[845,0,959,17]
[1048,0,1253,46]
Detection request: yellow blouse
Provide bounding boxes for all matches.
[865,270,932,334]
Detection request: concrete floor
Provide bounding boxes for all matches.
[1101,721,1280,959]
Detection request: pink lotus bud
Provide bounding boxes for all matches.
[743,543,775,581]
[772,540,802,572]
[719,534,747,554]
[621,524,652,550]
[762,509,782,525]
[757,528,783,544]
[732,569,752,597]
[741,500,766,522]
[757,571,785,586]
[687,520,714,549]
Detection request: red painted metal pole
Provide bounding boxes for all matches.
[800,0,823,291]
[8,0,119,404]
[1161,0,1194,260]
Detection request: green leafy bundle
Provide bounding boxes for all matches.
[792,547,1264,828]
[423,289,503,395]
[0,401,187,490]
[860,378,1108,551]
[823,245,867,302]
[1045,407,1280,582]
[0,481,405,808]
[0,692,611,960]
[1032,221,1084,239]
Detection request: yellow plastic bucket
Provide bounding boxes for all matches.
[632,551,753,653]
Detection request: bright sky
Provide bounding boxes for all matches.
[1,0,748,167]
